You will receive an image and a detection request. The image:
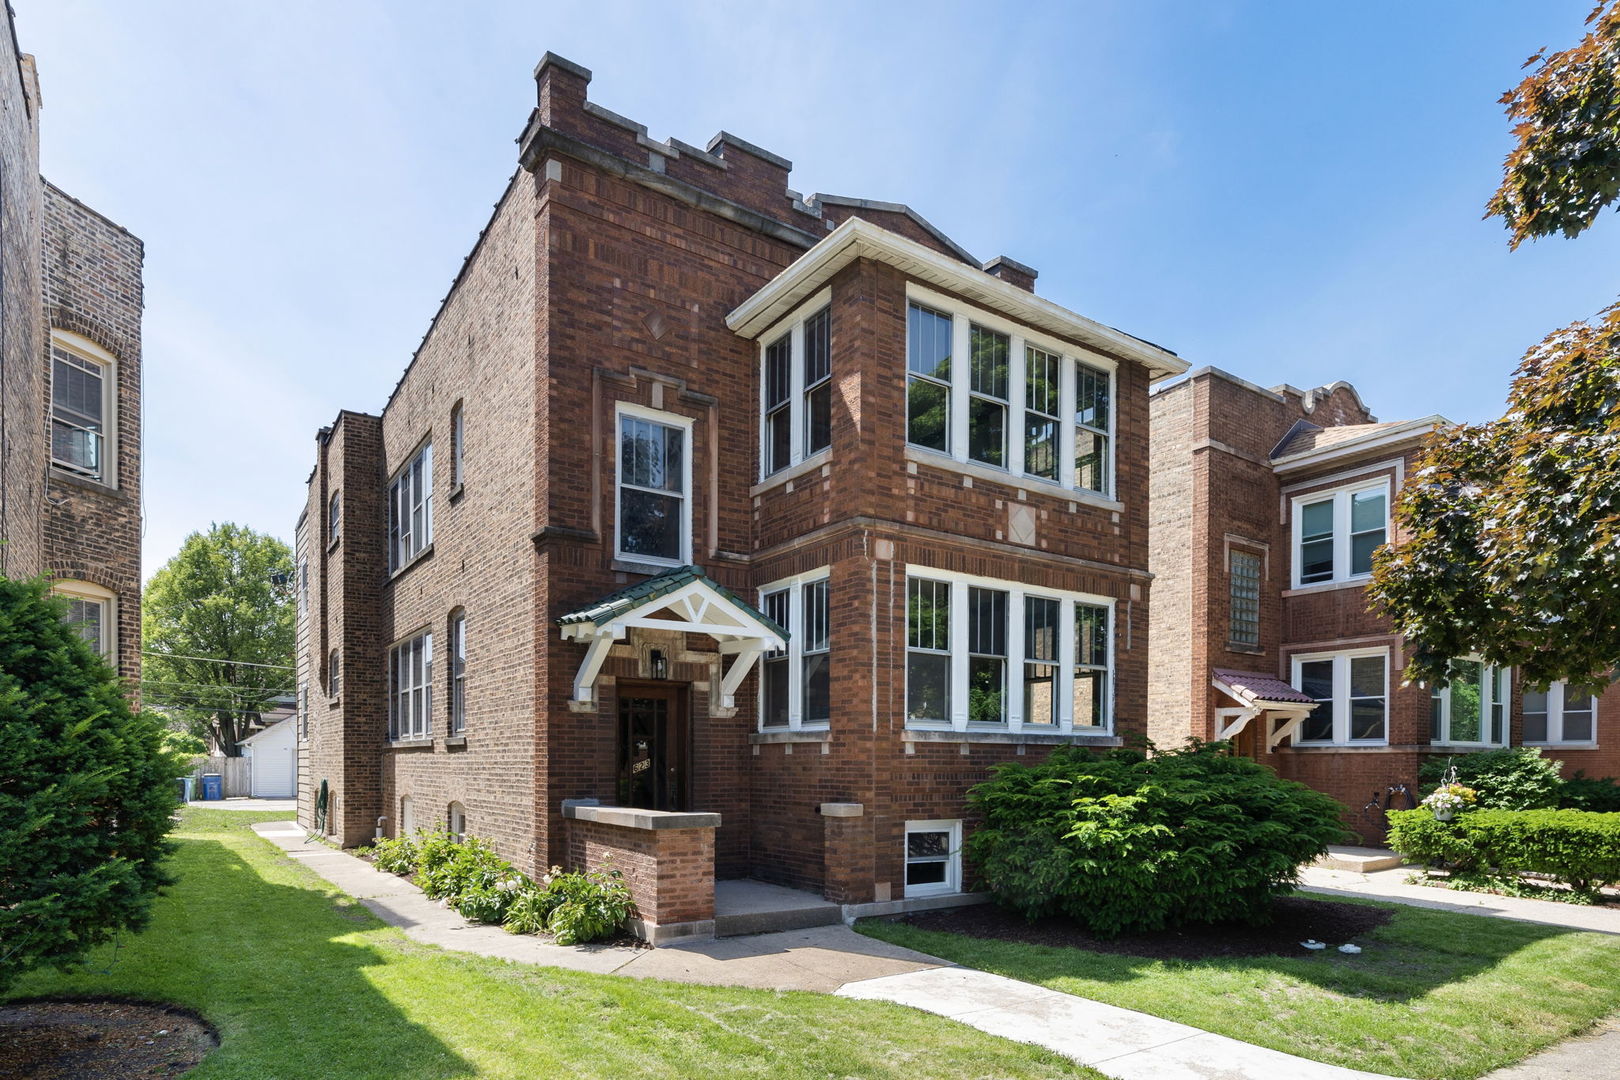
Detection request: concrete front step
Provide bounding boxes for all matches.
[1313,845,1405,873]
[713,879,842,938]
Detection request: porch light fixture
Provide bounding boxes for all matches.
[649,649,668,680]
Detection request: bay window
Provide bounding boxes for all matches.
[1429,659,1508,746]
[758,571,831,730]
[967,325,1009,467]
[906,568,1113,733]
[759,291,833,477]
[1074,361,1110,495]
[906,302,952,453]
[1023,346,1061,481]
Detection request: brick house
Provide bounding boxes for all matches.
[0,10,145,689]
[295,53,1186,939]
[1148,366,1618,841]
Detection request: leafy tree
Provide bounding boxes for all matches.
[1374,5,1620,688]
[0,575,177,992]
[1488,3,1620,247]
[143,523,294,757]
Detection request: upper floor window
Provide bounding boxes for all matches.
[1229,550,1262,647]
[1429,659,1508,747]
[450,610,467,735]
[905,289,1115,498]
[1293,648,1387,745]
[388,441,433,573]
[761,294,834,477]
[616,405,691,565]
[450,402,465,488]
[1523,681,1599,745]
[327,649,341,698]
[50,332,115,485]
[1292,481,1388,587]
[906,568,1113,733]
[328,491,341,545]
[298,683,308,740]
[54,579,114,659]
[758,571,830,730]
[388,629,432,741]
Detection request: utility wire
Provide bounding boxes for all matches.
[142,650,294,671]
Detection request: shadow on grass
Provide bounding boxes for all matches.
[5,827,474,1080]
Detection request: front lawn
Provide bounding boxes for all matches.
[5,809,1101,1079]
[858,898,1620,1080]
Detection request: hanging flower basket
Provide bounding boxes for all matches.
[1421,782,1478,822]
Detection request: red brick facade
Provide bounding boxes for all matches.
[1149,367,1620,841]
[0,18,144,691]
[297,52,1184,912]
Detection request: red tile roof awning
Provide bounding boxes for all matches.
[1212,669,1316,708]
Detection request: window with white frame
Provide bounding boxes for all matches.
[1523,681,1599,745]
[50,333,115,484]
[758,571,830,730]
[448,801,466,842]
[904,819,961,897]
[759,294,833,478]
[450,610,466,735]
[388,441,433,572]
[328,491,341,545]
[1429,659,1508,746]
[299,683,308,740]
[54,580,114,659]
[616,406,690,565]
[904,289,1115,498]
[1229,550,1262,647]
[327,649,341,698]
[1293,482,1388,587]
[451,402,465,488]
[906,569,1113,733]
[388,630,433,740]
[1293,649,1388,745]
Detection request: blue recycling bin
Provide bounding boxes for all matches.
[201,774,223,801]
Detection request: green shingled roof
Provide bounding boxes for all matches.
[556,564,788,640]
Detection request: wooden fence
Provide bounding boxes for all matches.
[189,757,253,799]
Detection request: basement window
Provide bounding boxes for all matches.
[904,819,961,897]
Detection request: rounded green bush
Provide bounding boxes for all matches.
[965,742,1349,936]
[1418,747,1563,810]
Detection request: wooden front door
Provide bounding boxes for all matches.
[616,684,689,811]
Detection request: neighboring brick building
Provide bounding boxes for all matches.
[0,9,145,689]
[296,53,1186,935]
[1149,366,1618,841]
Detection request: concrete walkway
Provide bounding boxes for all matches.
[188,797,297,812]
[1299,864,1620,935]
[251,822,1407,1079]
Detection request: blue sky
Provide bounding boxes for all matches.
[19,1,1620,575]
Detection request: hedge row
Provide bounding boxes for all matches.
[1387,808,1620,895]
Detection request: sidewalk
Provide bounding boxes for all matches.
[1299,864,1620,935]
[251,821,1404,1080]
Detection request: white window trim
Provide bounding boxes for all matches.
[1523,681,1599,747]
[450,611,467,735]
[388,628,434,742]
[1289,478,1391,589]
[904,565,1114,736]
[388,439,434,574]
[1291,646,1390,747]
[905,283,1118,499]
[757,567,832,732]
[904,819,963,898]
[614,402,695,568]
[1429,657,1509,748]
[49,330,117,488]
[53,579,115,659]
[758,286,834,481]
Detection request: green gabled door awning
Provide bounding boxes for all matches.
[557,565,787,706]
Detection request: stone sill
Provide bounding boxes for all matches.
[750,450,831,497]
[1281,577,1371,598]
[49,468,122,497]
[611,557,685,576]
[443,736,467,749]
[387,544,434,582]
[903,728,1122,747]
[902,445,1123,512]
[749,729,831,745]
[1286,743,1394,753]
[386,738,434,751]
[562,801,720,831]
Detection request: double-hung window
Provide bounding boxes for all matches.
[967,326,1010,467]
[759,571,831,730]
[50,334,114,484]
[1523,682,1599,745]
[1293,649,1388,745]
[388,630,433,741]
[54,580,113,659]
[759,294,833,478]
[450,402,465,487]
[388,442,433,572]
[904,289,1115,498]
[906,568,1113,733]
[616,405,691,565]
[450,611,467,735]
[328,649,341,698]
[1429,659,1508,746]
[1292,481,1388,587]
[328,491,341,545]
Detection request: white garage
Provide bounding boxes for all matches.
[241,717,297,798]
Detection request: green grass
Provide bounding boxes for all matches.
[858,899,1620,1080]
[6,809,1103,1079]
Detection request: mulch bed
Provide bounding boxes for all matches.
[892,896,1393,960]
[0,1000,216,1080]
